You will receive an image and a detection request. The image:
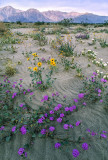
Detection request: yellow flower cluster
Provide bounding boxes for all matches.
[37,62,42,67]
[33,67,37,71]
[27,57,30,61]
[50,58,56,66]
[32,53,38,57]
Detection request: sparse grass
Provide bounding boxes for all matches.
[31,32,48,46]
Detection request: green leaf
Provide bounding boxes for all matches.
[32,134,36,138]
[6,136,11,142]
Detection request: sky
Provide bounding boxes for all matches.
[0,0,108,16]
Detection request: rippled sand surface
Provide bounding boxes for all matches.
[0,27,108,160]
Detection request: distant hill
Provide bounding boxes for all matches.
[0,6,108,23]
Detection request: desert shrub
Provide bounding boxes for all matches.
[0,22,8,35]
[31,33,48,46]
[59,42,75,57]
[99,39,108,48]
[16,21,22,25]
[76,34,89,39]
[5,63,16,76]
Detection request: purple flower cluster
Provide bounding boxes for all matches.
[19,103,25,107]
[82,143,89,150]
[101,78,107,83]
[41,95,49,102]
[63,124,69,130]
[76,121,81,126]
[20,125,27,135]
[41,129,46,135]
[72,149,79,158]
[49,126,55,132]
[49,110,54,114]
[78,93,85,99]
[37,81,42,84]
[18,148,24,155]
[12,92,17,99]
[49,117,54,121]
[100,134,107,138]
[12,126,16,132]
[57,117,62,123]
[18,148,27,157]
[73,99,78,103]
[63,124,73,130]
[55,142,61,148]
[38,116,45,123]
[0,126,5,131]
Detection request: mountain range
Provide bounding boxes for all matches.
[0,6,108,23]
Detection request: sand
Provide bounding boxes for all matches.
[0,26,108,160]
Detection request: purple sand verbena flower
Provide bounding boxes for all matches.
[63,124,69,130]
[93,72,97,76]
[60,113,64,118]
[20,126,27,135]
[76,121,81,126]
[65,107,69,111]
[102,131,107,133]
[69,107,73,112]
[6,90,9,93]
[57,118,62,123]
[55,142,61,148]
[54,106,59,111]
[52,93,55,97]
[18,148,24,155]
[57,104,62,108]
[87,129,91,132]
[98,89,101,93]
[49,117,54,121]
[38,118,43,123]
[83,102,86,106]
[27,89,30,92]
[82,143,89,150]
[49,110,54,114]
[73,99,78,103]
[12,126,16,132]
[78,93,84,99]
[0,126,5,130]
[25,152,27,157]
[41,116,45,120]
[98,93,101,96]
[100,134,107,138]
[91,131,96,136]
[12,85,15,88]
[30,92,34,95]
[56,92,59,96]
[41,129,46,135]
[19,103,24,107]
[43,95,48,101]
[49,126,55,132]
[44,113,48,117]
[100,99,103,103]
[72,149,79,158]
[69,124,73,128]
[72,105,76,110]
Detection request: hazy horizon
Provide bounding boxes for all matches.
[0,0,108,16]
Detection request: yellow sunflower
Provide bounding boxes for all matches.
[50,58,55,62]
[27,57,30,61]
[33,67,37,71]
[32,53,38,57]
[50,61,56,66]
[37,62,42,67]
[28,67,32,69]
